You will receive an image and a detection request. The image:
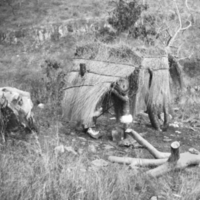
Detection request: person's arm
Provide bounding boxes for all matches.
[111,88,128,102]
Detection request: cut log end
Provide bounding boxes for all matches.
[168,141,180,162]
[171,141,180,149]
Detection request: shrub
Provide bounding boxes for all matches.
[108,0,157,45]
[108,0,148,34]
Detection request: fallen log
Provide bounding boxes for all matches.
[147,151,200,177]
[126,128,170,159]
[109,156,167,167]
[109,129,200,177]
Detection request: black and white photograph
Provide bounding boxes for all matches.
[0,0,200,199]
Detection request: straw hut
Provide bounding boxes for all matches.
[62,58,139,127]
[134,48,171,130]
[62,46,177,131]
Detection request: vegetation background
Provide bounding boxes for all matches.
[0,0,200,199]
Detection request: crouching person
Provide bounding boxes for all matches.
[111,78,133,141]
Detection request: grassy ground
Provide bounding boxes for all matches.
[1,113,200,200]
[0,0,110,30]
[1,0,200,199]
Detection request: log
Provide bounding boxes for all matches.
[130,158,167,168]
[168,141,180,162]
[146,152,200,177]
[125,129,170,159]
[108,156,167,167]
[146,142,200,177]
[109,129,200,177]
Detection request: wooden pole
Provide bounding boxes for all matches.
[80,63,86,77]
[126,129,170,159]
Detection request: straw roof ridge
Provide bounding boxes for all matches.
[135,46,168,58]
[73,57,136,67]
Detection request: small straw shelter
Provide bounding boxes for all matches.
[62,45,175,131]
[62,58,139,127]
[134,48,171,130]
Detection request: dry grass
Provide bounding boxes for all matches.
[0,124,200,200]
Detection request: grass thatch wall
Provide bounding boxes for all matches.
[143,56,170,106]
[136,52,171,129]
[62,59,138,126]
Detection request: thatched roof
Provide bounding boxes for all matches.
[62,58,138,126]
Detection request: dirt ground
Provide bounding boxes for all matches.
[56,109,200,164]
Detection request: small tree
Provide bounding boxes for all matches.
[108,0,148,34]
[108,0,158,45]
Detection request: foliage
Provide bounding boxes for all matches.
[129,14,157,45]
[108,0,159,45]
[41,59,66,108]
[108,0,147,34]
[95,26,117,43]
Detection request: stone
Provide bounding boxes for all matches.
[103,144,114,150]
[88,144,96,153]
[78,148,84,154]
[70,132,76,136]
[65,146,77,155]
[150,196,158,200]
[91,159,109,167]
[78,137,87,141]
[175,131,181,134]
[188,148,200,155]
[163,137,172,142]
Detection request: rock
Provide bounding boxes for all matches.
[163,137,172,142]
[87,128,102,139]
[79,167,87,173]
[54,145,78,155]
[54,145,65,154]
[175,130,181,134]
[188,148,200,155]
[72,138,76,143]
[91,159,109,167]
[78,137,87,141]
[150,196,158,200]
[88,144,97,153]
[38,103,45,109]
[118,134,137,147]
[110,117,116,120]
[81,141,86,146]
[169,122,179,128]
[173,107,179,112]
[172,194,182,198]
[103,144,114,150]
[65,146,78,155]
[78,148,84,154]
[70,132,76,136]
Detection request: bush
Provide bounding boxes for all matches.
[95,26,117,43]
[108,0,148,34]
[129,14,157,45]
[108,0,157,45]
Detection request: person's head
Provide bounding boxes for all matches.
[115,77,129,96]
